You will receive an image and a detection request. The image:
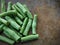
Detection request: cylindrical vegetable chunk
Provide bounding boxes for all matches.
[9,25,22,37]
[1,0,6,12]
[20,17,28,34]
[23,19,32,36]
[0,24,4,30]
[0,10,17,17]
[0,24,4,32]
[12,4,25,18]
[0,23,2,25]
[17,12,24,20]
[21,34,39,42]
[0,35,15,45]
[3,30,22,40]
[3,31,12,38]
[14,16,23,25]
[7,2,12,11]
[5,16,20,30]
[32,14,37,34]
[16,2,27,14]
[0,18,9,25]
[3,26,20,42]
[23,4,33,19]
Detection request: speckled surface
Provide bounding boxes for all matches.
[0,0,60,45]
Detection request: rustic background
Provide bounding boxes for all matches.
[0,0,60,45]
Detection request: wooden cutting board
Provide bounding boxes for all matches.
[0,0,60,45]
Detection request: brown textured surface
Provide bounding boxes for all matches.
[0,0,60,45]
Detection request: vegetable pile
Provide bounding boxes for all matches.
[0,0,39,45]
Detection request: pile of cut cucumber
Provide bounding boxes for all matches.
[0,0,39,45]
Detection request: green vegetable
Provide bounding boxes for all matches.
[0,18,9,25]
[23,19,32,36]
[0,24,4,32]
[0,10,17,17]
[0,35,15,45]
[0,24,4,30]
[32,14,37,34]
[3,26,20,42]
[1,0,6,12]
[0,22,2,25]
[3,30,22,41]
[17,12,24,20]
[9,25,22,37]
[7,2,12,11]
[21,34,39,42]
[0,2,38,44]
[16,2,27,14]
[5,16,20,30]
[20,17,28,34]
[23,4,33,19]
[12,4,26,18]
[3,31,12,39]
[14,16,23,25]
[12,4,25,19]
